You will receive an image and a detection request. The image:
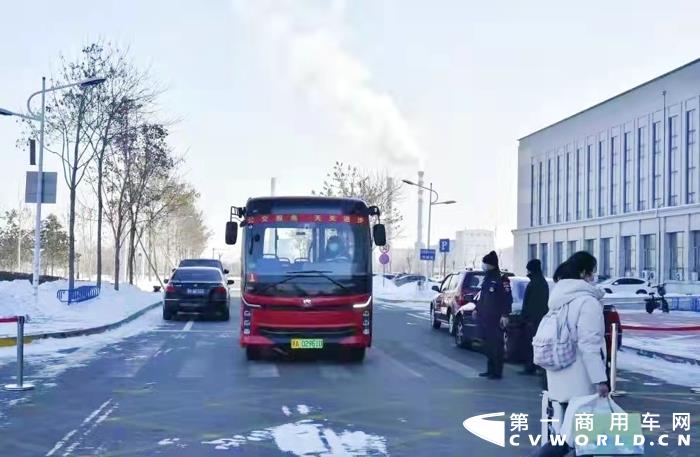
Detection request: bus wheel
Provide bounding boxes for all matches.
[246,346,261,361]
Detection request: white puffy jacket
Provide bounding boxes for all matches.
[544,279,608,403]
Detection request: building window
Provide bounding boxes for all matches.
[554,241,564,268]
[637,126,647,211]
[548,159,553,224]
[576,148,584,220]
[621,235,636,277]
[538,162,544,225]
[568,240,577,257]
[586,145,594,218]
[600,238,613,279]
[691,231,700,279]
[598,140,607,216]
[528,243,538,261]
[610,136,619,215]
[530,163,535,226]
[641,234,656,279]
[556,155,563,223]
[584,239,595,256]
[669,115,680,206]
[566,152,573,221]
[652,121,663,208]
[668,232,684,281]
[687,110,697,204]
[540,243,549,277]
[623,132,633,213]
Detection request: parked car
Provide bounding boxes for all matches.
[430,270,486,334]
[451,276,622,366]
[178,258,230,275]
[163,267,234,321]
[394,274,427,287]
[598,277,650,295]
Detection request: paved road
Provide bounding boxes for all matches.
[0,297,698,456]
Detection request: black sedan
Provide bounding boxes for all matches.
[163,267,233,320]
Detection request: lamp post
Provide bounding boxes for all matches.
[402,179,456,275]
[1,76,106,297]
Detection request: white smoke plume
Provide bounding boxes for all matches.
[233,0,423,166]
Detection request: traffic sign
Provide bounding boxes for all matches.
[439,239,450,253]
[420,249,436,261]
[379,253,390,265]
[380,244,390,254]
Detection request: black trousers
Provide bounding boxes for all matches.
[483,327,504,376]
[530,402,571,457]
[523,321,537,372]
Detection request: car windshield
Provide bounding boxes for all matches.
[244,218,370,296]
[172,269,221,282]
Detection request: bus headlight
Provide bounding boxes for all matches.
[353,296,372,308]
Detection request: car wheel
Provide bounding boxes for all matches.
[163,308,174,321]
[454,315,470,349]
[246,346,261,361]
[635,289,647,295]
[448,312,456,335]
[221,307,230,321]
[431,305,441,329]
[604,288,613,294]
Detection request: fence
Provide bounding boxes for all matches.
[56,285,101,304]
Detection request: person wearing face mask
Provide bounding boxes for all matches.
[530,251,609,457]
[474,251,512,380]
[519,258,549,375]
[325,235,348,261]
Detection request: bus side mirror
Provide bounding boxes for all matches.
[225,221,238,245]
[373,224,386,246]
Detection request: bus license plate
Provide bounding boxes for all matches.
[290,338,324,349]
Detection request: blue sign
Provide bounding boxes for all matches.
[439,239,450,253]
[420,249,436,261]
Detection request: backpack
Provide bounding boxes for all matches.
[532,301,577,371]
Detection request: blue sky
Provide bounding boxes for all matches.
[2,0,700,258]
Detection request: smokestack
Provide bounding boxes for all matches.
[270,177,277,196]
[416,170,424,250]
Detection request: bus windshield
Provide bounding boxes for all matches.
[243,217,371,297]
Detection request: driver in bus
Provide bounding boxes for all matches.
[325,235,350,261]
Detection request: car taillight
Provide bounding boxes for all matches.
[165,283,175,293]
[214,286,227,295]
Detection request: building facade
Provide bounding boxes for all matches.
[514,59,700,293]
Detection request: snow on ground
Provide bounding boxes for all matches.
[0,279,161,337]
[373,276,439,303]
[618,348,700,388]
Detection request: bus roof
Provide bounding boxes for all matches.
[245,196,371,216]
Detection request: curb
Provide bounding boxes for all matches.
[621,344,700,367]
[0,300,162,347]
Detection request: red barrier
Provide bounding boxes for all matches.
[0,316,19,324]
[622,324,700,331]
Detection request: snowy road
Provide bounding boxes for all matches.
[0,298,699,456]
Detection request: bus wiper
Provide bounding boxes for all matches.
[285,270,349,291]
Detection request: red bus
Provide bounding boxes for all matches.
[225,197,386,362]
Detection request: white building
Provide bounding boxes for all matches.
[448,229,495,270]
[514,58,700,293]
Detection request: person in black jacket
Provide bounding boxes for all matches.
[474,251,513,380]
[519,258,549,375]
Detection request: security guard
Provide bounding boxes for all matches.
[474,250,513,380]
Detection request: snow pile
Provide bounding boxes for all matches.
[0,280,161,337]
[373,276,439,302]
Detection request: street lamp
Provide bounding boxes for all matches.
[402,179,457,275]
[0,75,106,297]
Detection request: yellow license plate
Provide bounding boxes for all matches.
[290,338,324,349]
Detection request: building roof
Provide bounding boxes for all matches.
[518,57,700,141]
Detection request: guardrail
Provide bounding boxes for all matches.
[56,285,101,304]
[1,315,34,391]
[603,295,700,312]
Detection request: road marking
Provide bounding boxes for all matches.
[62,403,117,456]
[151,329,235,334]
[46,399,113,456]
[183,320,194,332]
[248,363,280,378]
[371,347,424,378]
[108,341,166,378]
[318,364,353,379]
[408,313,430,321]
[403,343,479,378]
[177,355,209,378]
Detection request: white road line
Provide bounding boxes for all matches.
[371,348,424,378]
[318,364,353,379]
[108,341,166,378]
[183,320,194,332]
[407,313,430,321]
[248,363,280,378]
[404,344,479,378]
[46,399,113,456]
[62,403,118,456]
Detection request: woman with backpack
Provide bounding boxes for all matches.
[530,251,609,457]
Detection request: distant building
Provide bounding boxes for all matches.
[514,58,700,292]
[450,229,495,270]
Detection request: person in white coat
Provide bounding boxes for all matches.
[531,251,609,457]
